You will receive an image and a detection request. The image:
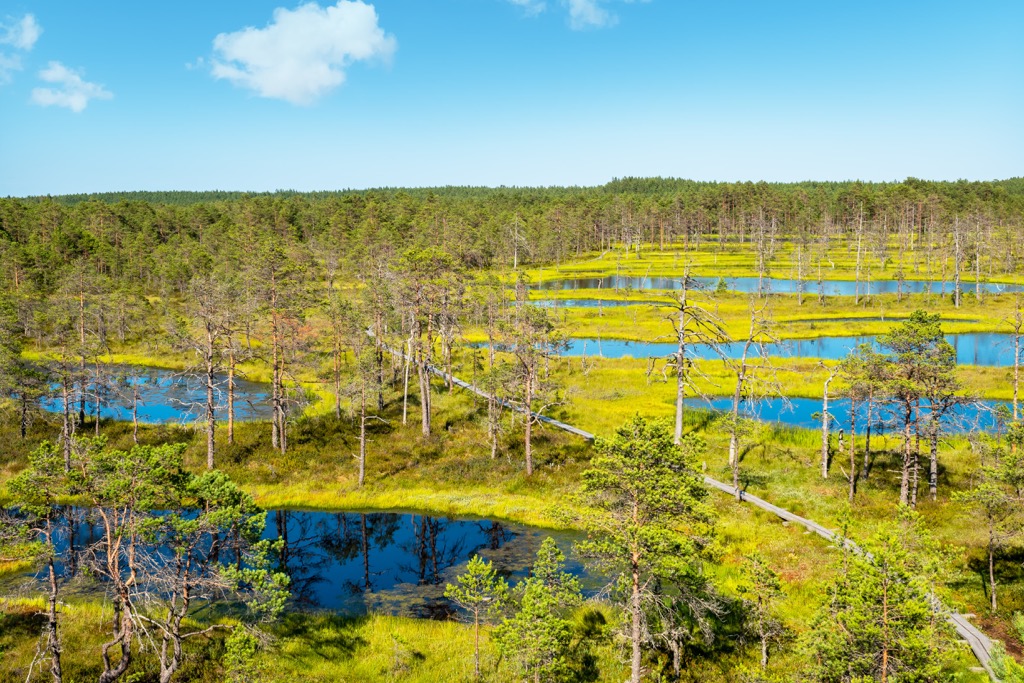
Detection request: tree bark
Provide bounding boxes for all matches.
[848,397,857,502]
[863,388,873,479]
[821,372,833,479]
[358,384,367,487]
[46,522,64,683]
[206,327,216,470]
[900,403,913,506]
[524,370,534,476]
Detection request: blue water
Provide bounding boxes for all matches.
[264,510,589,616]
[683,396,1007,435]
[29,508,587,618]
[561,333,1020,366]
[41,365,273,424]
[530,275,1024,296]
[527,298,654,308]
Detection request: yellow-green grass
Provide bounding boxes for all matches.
[5,308,1024,672]
[520,242,1024,287]
[513,289,1020,343]
[0,377,1011,677]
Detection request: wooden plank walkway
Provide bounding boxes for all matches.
[377,337,999,679]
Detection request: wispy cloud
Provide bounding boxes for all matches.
[31,61,112,112]
[1,14,41,50]
[565,0,616,30]
[210,1,397,105]
[505,0,645,30]
[507,0,547,17]
[0,14,41,85]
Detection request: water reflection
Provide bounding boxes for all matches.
[559,333,1020,366]
[6,508,587,619]
[40,364,273,424]
[265,510,586,617]
[530,275,1024,296]
[684,396,1008,434]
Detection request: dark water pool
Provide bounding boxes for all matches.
[25,509,589,618]
[41,364,273,424]
[560,332,1021,366]
[530,275,1024,296]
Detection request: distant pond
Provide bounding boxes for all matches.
[41,364,274,424]
[530,275,1024,296]
[559,332,1020,366]
[684,396,1009,435]
[23,508,590,619]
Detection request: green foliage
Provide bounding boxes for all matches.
[802,508,955,683]
[223,627,267,683]
[575,416,716,575]
[444,555,508,620]
[738,553,785,668]
[494,538,583,682]
[574,416,719,681]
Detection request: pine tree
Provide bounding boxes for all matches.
[574,416,716,683]
[738,553,785,669]
[444,555,509,680]
[802,509,954,683]
[494,538,582,682]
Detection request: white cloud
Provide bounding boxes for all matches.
[0,14,41,85]
[0,53,20,85]
[565,0,617,29]
[31,61,112,112]
[210,1,397,105]
[506,0,641,30]
[507,0,546,17]
[1,14,41,50]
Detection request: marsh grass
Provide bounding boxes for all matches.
[2,245,1022,678]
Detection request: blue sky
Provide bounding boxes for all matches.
[0,0,1021,195]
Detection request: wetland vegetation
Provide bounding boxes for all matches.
[3,178,1024,681]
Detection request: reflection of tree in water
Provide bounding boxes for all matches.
[400,516,469,587]
[476,520,514,551]
[317,512,401,597]
[272,509,335,608]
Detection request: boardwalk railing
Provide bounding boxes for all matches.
[375,335,999,680]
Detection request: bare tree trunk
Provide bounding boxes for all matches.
[131,392,138,444]
[402,335,411,426]
[375,312,385,412]
[729,366,745,501]
[849,397,857,502]
[333,338,342,420]
[20,394,28,439]
[821,372,833,479]
[46,523,64,683]
[900,403,913,506]
[929,413,939,501]
[1014,302,1022,421]
[524,370,534,476]
[78,288,87,426]
[206,329,216,470]
[631,561,642,683]
[854,217,863,305]
[359,384,366,487]
[863,388,873,479]
[674,303,686,444]
[227,346,236,445]
[989,530,997,611]
[61,370,72,471]
[953,219,963,308]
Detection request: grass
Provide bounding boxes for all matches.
[3,246,1022,680]
[521,241,1024,286]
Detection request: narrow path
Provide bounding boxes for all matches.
[379,337,999,679]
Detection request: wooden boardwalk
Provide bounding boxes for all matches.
[380,338,999,679]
